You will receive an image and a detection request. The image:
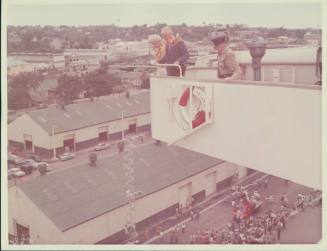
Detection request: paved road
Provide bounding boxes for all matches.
[151,175,321,244]
[7,133,154,187]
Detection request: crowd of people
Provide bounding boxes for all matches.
[187,185,321,244]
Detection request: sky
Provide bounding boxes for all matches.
[6,1,322,28]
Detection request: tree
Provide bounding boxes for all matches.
[56,74,83,101]
[84,71,121,98]
[8,72,43,109]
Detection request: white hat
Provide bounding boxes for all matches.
[148,34,162,43]
[161,26,173,35]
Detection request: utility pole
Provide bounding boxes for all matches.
[121,111,125,140]
[52,125,57,160]
[123,136,142,243]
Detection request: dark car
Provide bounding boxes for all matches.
[19,161,33,174]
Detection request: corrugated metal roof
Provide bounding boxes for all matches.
[26,91,150,134]
[18,144,223,231]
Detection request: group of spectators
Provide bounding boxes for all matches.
[148,26,189,77]
[148,25,242,80]
[188,184,321,244]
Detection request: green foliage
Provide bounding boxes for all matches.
[56,74,83,101]
[8,72,43,109]
[84,71,121,98]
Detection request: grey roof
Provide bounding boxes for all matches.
[18,144,223,231]
[26,91,150,134]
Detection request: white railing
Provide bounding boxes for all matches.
[109,63,183,78]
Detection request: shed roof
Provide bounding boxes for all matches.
[18,144,223,231]
[26,91,150,134]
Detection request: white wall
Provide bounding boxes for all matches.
[151,76,321,189]
[52,113,150,148]
[8,114,52,149]
[8,187,64,244]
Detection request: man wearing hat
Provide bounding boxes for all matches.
[209,27,242,80]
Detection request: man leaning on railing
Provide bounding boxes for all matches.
[160,26,189,77]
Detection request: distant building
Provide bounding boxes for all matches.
[7,57,48,76]
[303,31,321,45]
[64,49,115,70]
[193,47,319,85]
[8,32,22,44]
[8,53,65,70]
[119,71,145,87]
[8,91,151,158]
[7,58,35,76]
[50,37,64,50]
[8,143,247,244]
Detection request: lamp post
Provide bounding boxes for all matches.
[52,125,57,160]
[121,111,125,140]
[248,36,266,81]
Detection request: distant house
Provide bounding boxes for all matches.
[8,53,65,70]
[303,31,321,46]
[119,72,145,87]
[7,58,35,76]
[8,91,151,158]
[8,32,22,44]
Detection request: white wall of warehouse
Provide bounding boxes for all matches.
[8,114,52,149]
[8,113,150,150]
[52,113,150,148]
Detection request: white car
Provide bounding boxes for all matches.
[59,152,75,161]
[8,154,24,164]
[8,168,26,178]
[94,143,110,151]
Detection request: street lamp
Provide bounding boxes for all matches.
[248,36,266,81]
[121,111,125,140]
[51,125,57,160]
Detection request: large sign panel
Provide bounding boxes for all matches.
[165,82,213,144]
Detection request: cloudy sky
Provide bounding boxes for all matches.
[6,1,322,28]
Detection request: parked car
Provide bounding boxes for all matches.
[36,162,52,173]
[94,142,110,151]
[8,154,25,165]
[34,162,49,167]
[37,103,48,109]
[8,168,26,178]
[18,161,33,174]
[59,152,75,161]
[28,154,42,162]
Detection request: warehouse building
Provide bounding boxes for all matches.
[8,91,150,158]
[8,144,247,244]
